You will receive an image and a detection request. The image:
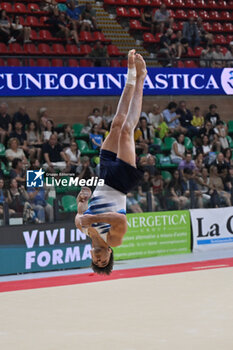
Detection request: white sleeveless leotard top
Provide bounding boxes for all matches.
[84,184,126,241]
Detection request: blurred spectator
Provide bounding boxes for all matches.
[199,135,213,165]
[9,121,28,153]
[7,179,38,223]
[212,45,224,68]
[178,151,197,177]
[42,134,70,172]
[211,152,229,175]
[76,156,95,180]
[89,124,103,150]
[134,124,148,154]
[159,28,175,67]
[137,171,155,211]
[153,4,173,33]
[211,134,221,153]
[126,192,143,213]
[195,167,215,208]
[10,15,31,44]
[102,104,114,129]
[148,104,163,135]
[0,178,15,217]
[141,7,154,34]
[200,44,215,67]
[6,138,28,167]
[65,140,81,173]
[151,169,165,210]
[26,120,42,161]
[41,0,59,16]
[12,106,30,131]
[170,133,185,164]
[0,161,4,179]
[47,11,79,45]
[42,119,57,142]
[88,108,103,131]
[0,10,11,44]
[167,169,188,209]
[213,120,229,150]
[209,165,231,206]
[205,104,220,127]
[191,107,204,129]
[182,17,200,49]
[176,38,189,60]
[80,2,98,31]
[29,158,41,171]
[66,0,81,22]
[140,111,149,123]
[225,42,233,67]
[141,154,157,177]
[9,158,26,186]
[0,102,12,144]
[176,101,198,137]
[162,102,186,135]
[196,17,213,47]
[199,120,215,141]
[38,107,51,132]
[58,124,74,149]
[223,166,233,201]
[27,187,54,223]
[89,41,109,67]
[223,148,233,168]
[194,152,205,176]
[181,168,203,208]
[139,117,153,148]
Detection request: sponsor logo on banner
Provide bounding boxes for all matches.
[0,68,228,96]
[221,68,233,95]
[0,222,92,275]
[190,207,233,252]
[23,227,91,270]
[113,211,191,260]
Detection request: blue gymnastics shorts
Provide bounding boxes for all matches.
[99,149,143,195]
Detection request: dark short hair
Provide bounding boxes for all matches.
[183,167,193,175]
[209,104,217,110]
[12,158,22,169]
[139,116,147,122]
[185,150,192,156]
[91,249,114,276]
[194,106,200,111]
[167,102,177,110]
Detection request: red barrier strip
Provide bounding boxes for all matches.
[1,257,233,293]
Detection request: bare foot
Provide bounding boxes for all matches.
[128,49,136,69]
[77,187,92,204]
[135,53,147,79]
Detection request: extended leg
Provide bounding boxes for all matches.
[117,54,147,167]
[101,49,136,154]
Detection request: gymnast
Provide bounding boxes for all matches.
[75,49,147,275]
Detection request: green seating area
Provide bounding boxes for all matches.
[155,154,178,170]
[76,139,99,156]
[0,143,6,157]
[72,123,89,140]
[61,195,77,213]
[228,121,233,135]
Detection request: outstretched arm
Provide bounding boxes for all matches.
[75,187,92,231]
[80,212,128,247]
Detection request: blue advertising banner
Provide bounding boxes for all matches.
[0,67,232,96]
